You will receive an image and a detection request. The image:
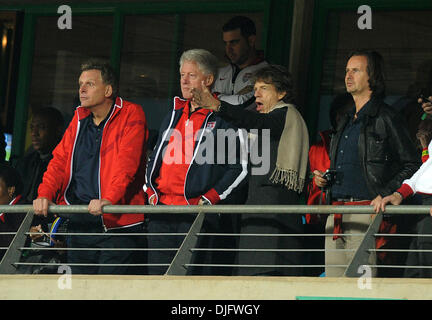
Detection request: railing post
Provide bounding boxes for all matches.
[0,211,34,274]
[166,211,205,275]
[344,212,383,277]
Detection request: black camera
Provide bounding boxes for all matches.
[323,169,337,186]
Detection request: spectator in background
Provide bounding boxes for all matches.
[307,92,354,217]
[33,59,149,275]
[144,49,248,275]
[0,164,25,260]
[192,64,309,276]
[13,107,64,204]
[378,116,432,278]
[213,16,268,110]
[304,92,354,276]
[211,16,269,272]
[12,108,66,267]
[313,50,420,277]
[392,60,432,145]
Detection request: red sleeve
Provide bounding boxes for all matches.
[37,115,77,202]
[202,188,221,205]
[397,183,414,199]
[103,105,149,204]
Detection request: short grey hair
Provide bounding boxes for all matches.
[179,49,219,78]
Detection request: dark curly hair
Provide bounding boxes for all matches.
[252,64,295,104]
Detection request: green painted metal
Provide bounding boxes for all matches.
[10,12,35,160]
[0,1,265,15]
[167,14,184,100]
[264,0,294,66]
[110,9,124,74]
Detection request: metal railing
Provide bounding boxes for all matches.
[0,204,431,276]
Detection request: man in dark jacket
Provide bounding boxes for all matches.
[314,50,420,277]
[144,49,248,275]
[14,107,64,204]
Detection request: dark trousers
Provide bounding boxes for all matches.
[404,195,432,278]
[145,213,195,275]
[146,210,229,275]
[236,214,304,276]
[67,223,142,275]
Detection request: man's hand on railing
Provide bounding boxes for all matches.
[33,197,54,217]
[373,192,403,214]
[371,195,384,215]
[88,199,112,216]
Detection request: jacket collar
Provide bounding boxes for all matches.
[357,96,381,118]
[174,96,214,118]
[174,96,189,111]
[76,96,122,120]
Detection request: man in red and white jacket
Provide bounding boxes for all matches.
[378,115,432,277]
[144,49,248,275]
[33,59,148,274]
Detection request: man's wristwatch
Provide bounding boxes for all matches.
[393,191,403,200]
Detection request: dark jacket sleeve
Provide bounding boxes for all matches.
[218,102,286,138]
[380,108,421,195]
[201,116,248,204]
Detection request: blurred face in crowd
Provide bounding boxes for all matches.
[30,115,59,154]
[345,55,371,98]
[254,80,286,114]
[223,28,255,68]
[0,177,13,205]
[180,60,213,100]
[79,69,112,109]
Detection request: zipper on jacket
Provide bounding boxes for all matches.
[148,98,179,205]
[63,120,81,206]
[183,112,213,204]
[98,104,117,232]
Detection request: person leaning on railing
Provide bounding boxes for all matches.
[378,98,432,278]
[313,50,420,278]
[33,59,149,275]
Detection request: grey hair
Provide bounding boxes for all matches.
[179,49,219,78]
